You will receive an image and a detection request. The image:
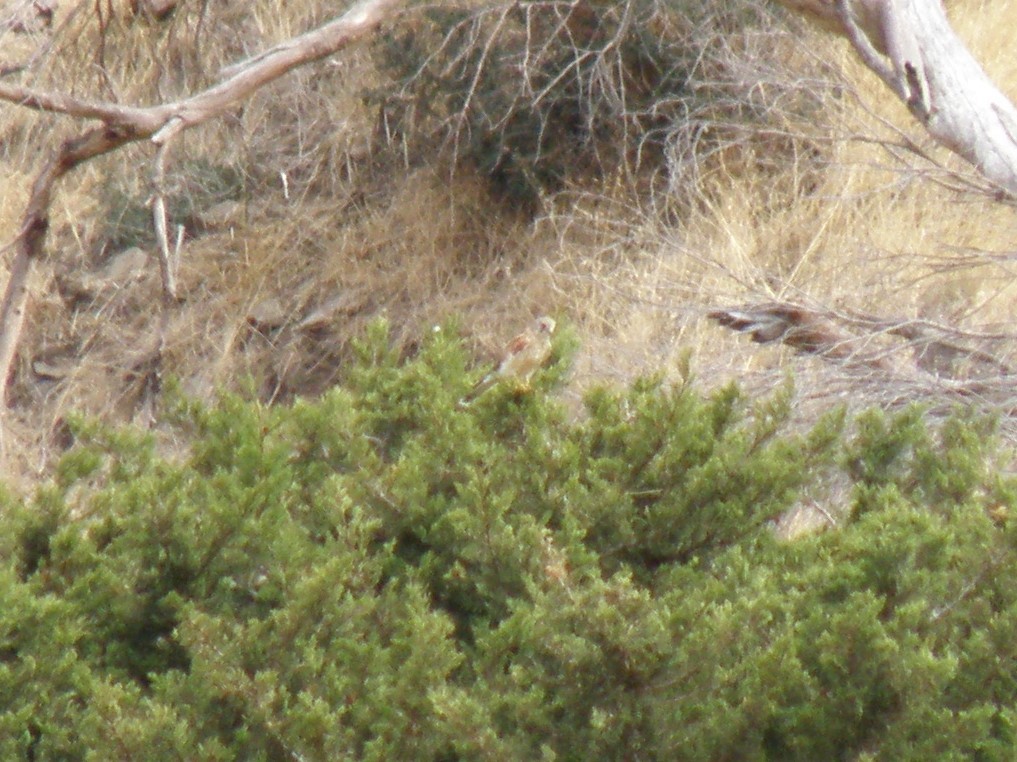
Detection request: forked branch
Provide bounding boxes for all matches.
[774,0,1017,195]
[0,0,404,431]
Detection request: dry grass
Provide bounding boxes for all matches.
[541,2,1017,418]
[2,0,1017,484]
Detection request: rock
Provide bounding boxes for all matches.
[247,297,287,330]
[197,200,244,228]
[32,357,73,380]
[101,247,149,283]
[297,291,369,332]
[56,248,150,306]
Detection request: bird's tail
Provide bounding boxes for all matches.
[458,372,496,407]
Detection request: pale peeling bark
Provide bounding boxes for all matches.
[776,0,1017,195]
[0,0,403,425]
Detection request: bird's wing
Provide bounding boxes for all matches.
[498,331,533,373]
[504,332,532,357]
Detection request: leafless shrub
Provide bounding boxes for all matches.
[366,0,825,210]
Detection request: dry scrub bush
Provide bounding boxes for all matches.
[537,1,1017,440]
[1,0,829,475]
[5,0,1017,480]
[369,0,819,208]
[359,0,849,394]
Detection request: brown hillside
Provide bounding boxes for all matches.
[1,0,1017,485]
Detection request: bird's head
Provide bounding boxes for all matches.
[536,316,556,335]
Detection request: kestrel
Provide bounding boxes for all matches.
[464,316,556,401]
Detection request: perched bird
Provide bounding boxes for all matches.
[463,316,557,402]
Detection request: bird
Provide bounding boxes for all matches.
[462,316,557,402]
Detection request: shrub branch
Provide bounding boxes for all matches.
[0,0,404,449]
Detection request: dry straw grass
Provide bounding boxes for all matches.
[1,0,1017,483]
[549,1,1017,423]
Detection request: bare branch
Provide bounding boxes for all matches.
[777,0,1017,195]
[834,0,901,99]
[0,123,139,414]
[0,0,405,432]
[151,138,179,305]
[0,0,404,132]
[709,300,1017,386]
[0,81,157,123]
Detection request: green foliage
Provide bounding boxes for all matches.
[2,321,1017,759]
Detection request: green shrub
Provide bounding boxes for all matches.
[2,321,1016,759]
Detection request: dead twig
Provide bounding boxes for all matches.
[0,0,405,456]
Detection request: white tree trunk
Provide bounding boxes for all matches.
[897,1,1017,192]
[777,0,1017,195]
